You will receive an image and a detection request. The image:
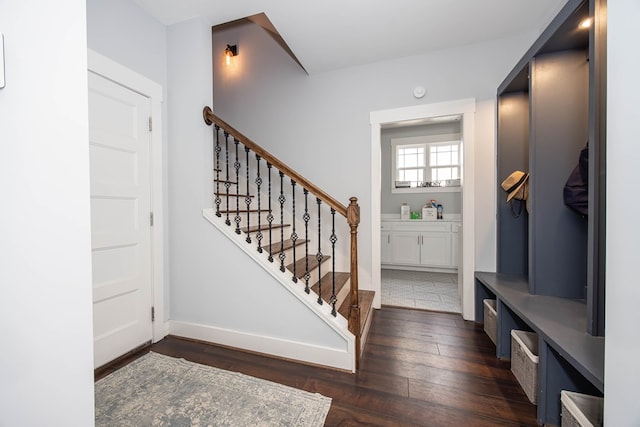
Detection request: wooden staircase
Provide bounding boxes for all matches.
[202,107,374,370]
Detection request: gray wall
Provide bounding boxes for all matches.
[166,18,346,347]
[86,0,172,319]
[212,19,537,289]
[87,0,167,86]
[381,122,462,215]
[1,1,94,425]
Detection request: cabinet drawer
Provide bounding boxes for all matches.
[380,222,392,231]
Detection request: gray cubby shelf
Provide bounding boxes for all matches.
[475,272,604,390]
[475,272,604,425]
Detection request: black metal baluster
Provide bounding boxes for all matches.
[255,155,263,253]
[330,208,338,316]
[234,139,241,235]
[224,132,231,226]
[214,125,221,217]
[245,146,252,243]
[290,180,298,283]
[266,163,274,263]
[278,171,286,272]
[316,198,323,305]
[303,189,311,293]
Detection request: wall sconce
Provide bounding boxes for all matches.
[224,44,238,66]
[579,17,592,29]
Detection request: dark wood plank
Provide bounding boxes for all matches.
[310,271,350,302]
[218,209,269,214]
[214,192,254,197]
[241,223,289,233]
[264,238,308,254]
[97,307,537,426]
[286,255,331,278]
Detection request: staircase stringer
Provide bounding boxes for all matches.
[202,208,356,371]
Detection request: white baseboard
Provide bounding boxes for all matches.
[169,320,355,372]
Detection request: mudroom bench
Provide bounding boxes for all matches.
[474,271,604,426]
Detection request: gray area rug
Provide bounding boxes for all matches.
[95,352,331,426]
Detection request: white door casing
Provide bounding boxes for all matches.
[370,99,476,320]
[88,50,165,368]
[89,71,152,368]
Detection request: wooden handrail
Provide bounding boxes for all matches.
[203,107,348,218]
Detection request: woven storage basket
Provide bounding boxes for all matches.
[483,299,497,345]
[561,391,604,427]
[511,330,539,404]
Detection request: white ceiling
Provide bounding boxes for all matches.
[128,0,568,74]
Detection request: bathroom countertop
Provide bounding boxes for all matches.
[381,213,461,222]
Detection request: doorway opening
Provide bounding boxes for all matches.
[380,117,462,312]
[370,99,476,320]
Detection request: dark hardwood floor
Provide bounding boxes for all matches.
[96,307,538,426]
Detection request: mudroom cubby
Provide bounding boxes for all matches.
[495,0,606,336]
[475,273,604,425]
[476,0,606,424]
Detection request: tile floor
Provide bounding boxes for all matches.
[381,269,461,313]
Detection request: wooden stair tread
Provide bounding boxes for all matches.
[241,223,289,233]
[310,272,350,302]
[286,255,332,278]
[264,238,308,253]
[218,209,269,214]
[215,192,255,198]
[338,290,375,334]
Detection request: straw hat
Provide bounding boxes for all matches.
[501,171,529,203]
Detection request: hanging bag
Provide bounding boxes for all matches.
[563,143,589,217]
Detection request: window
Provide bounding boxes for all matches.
[429,142,459,182]
[396,145,426,187]
[391,137,460,192]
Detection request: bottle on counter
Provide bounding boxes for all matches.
[437,204,443,220]
[400,203,410,220]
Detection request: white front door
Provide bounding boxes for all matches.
[89,71,153,369]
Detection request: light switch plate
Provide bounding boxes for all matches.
[0,33,5,89]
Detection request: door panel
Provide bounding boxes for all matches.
[89,71,152,369]
[421,232,452,267]
[391,231,421,265]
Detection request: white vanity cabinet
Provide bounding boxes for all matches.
[380,223,392,264]
[381,220,459,270]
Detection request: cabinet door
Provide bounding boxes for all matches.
[420,232,452,267]
[451,225,460,268]
[391,231,421,265]
[381,231,392,264]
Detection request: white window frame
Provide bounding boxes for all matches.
[391,135,461,193]
[428,141,460,182]
[394,142,427,188]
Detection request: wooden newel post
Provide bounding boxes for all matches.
[346,196,361,369]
